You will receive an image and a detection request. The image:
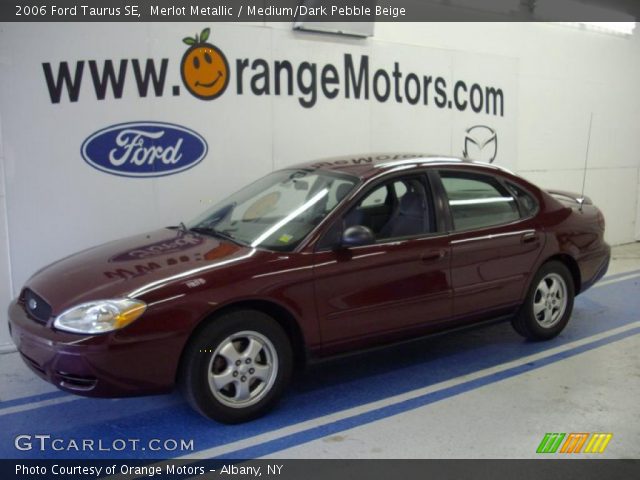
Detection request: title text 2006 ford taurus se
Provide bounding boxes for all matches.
[9,154,610,423]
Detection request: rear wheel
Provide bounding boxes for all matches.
[512,261,575,341]
[180,309,293,423]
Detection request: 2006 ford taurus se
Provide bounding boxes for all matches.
[9,154,610,423]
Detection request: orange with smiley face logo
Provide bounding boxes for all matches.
[181,28,229,101]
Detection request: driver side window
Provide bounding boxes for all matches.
[345,175,435,242]
[360,184,389,208]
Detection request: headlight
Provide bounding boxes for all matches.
[53,299,146,334]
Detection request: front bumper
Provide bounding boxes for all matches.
[8,300,179,397]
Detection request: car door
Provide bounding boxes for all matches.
[436,169,545,320]
[311,172,452,350]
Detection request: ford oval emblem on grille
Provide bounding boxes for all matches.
[28,298,38,310]
[81,121,208,178]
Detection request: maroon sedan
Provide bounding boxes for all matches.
[8,154,610,423]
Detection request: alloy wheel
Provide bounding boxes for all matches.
[532,273,568,328]
[207,331,278,408]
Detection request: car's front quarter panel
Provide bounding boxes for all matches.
[135,247,320,353]
[8,246,318,397]
[8,297,187,396]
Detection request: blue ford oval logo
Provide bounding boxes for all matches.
[81,121,208,178]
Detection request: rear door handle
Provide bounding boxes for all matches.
[421,250,447,262]
[522,232,538,244]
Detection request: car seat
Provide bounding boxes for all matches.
[378,181,428,238]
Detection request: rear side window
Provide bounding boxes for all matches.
[505,181,539,218]
[440,171,520,231]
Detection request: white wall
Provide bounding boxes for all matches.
[0,111,13,351]
[0,22,638,348]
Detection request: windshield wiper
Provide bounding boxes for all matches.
[189,226,245,246]
[168,222,190,232]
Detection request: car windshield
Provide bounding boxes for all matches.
[188,169,359,251]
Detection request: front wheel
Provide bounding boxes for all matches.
[512,261,575,341]
[180,309,293,424]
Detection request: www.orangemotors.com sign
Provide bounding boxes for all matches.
[42,27,505,116]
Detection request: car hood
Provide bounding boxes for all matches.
[26,228,254,314]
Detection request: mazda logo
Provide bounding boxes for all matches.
[28,298,38,310]
[463,125,498,163]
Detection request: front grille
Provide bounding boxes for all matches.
[21,289,52,324]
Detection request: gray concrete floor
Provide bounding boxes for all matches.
[608,242,640,274]
[266,335,640,458]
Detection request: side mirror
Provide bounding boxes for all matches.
[341,225,375,248]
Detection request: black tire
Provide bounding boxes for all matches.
[179,309,293,424]
[512,261,575,341]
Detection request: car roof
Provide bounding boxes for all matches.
[286,153,515,180]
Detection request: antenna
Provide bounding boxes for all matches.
[579,113,594,212]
